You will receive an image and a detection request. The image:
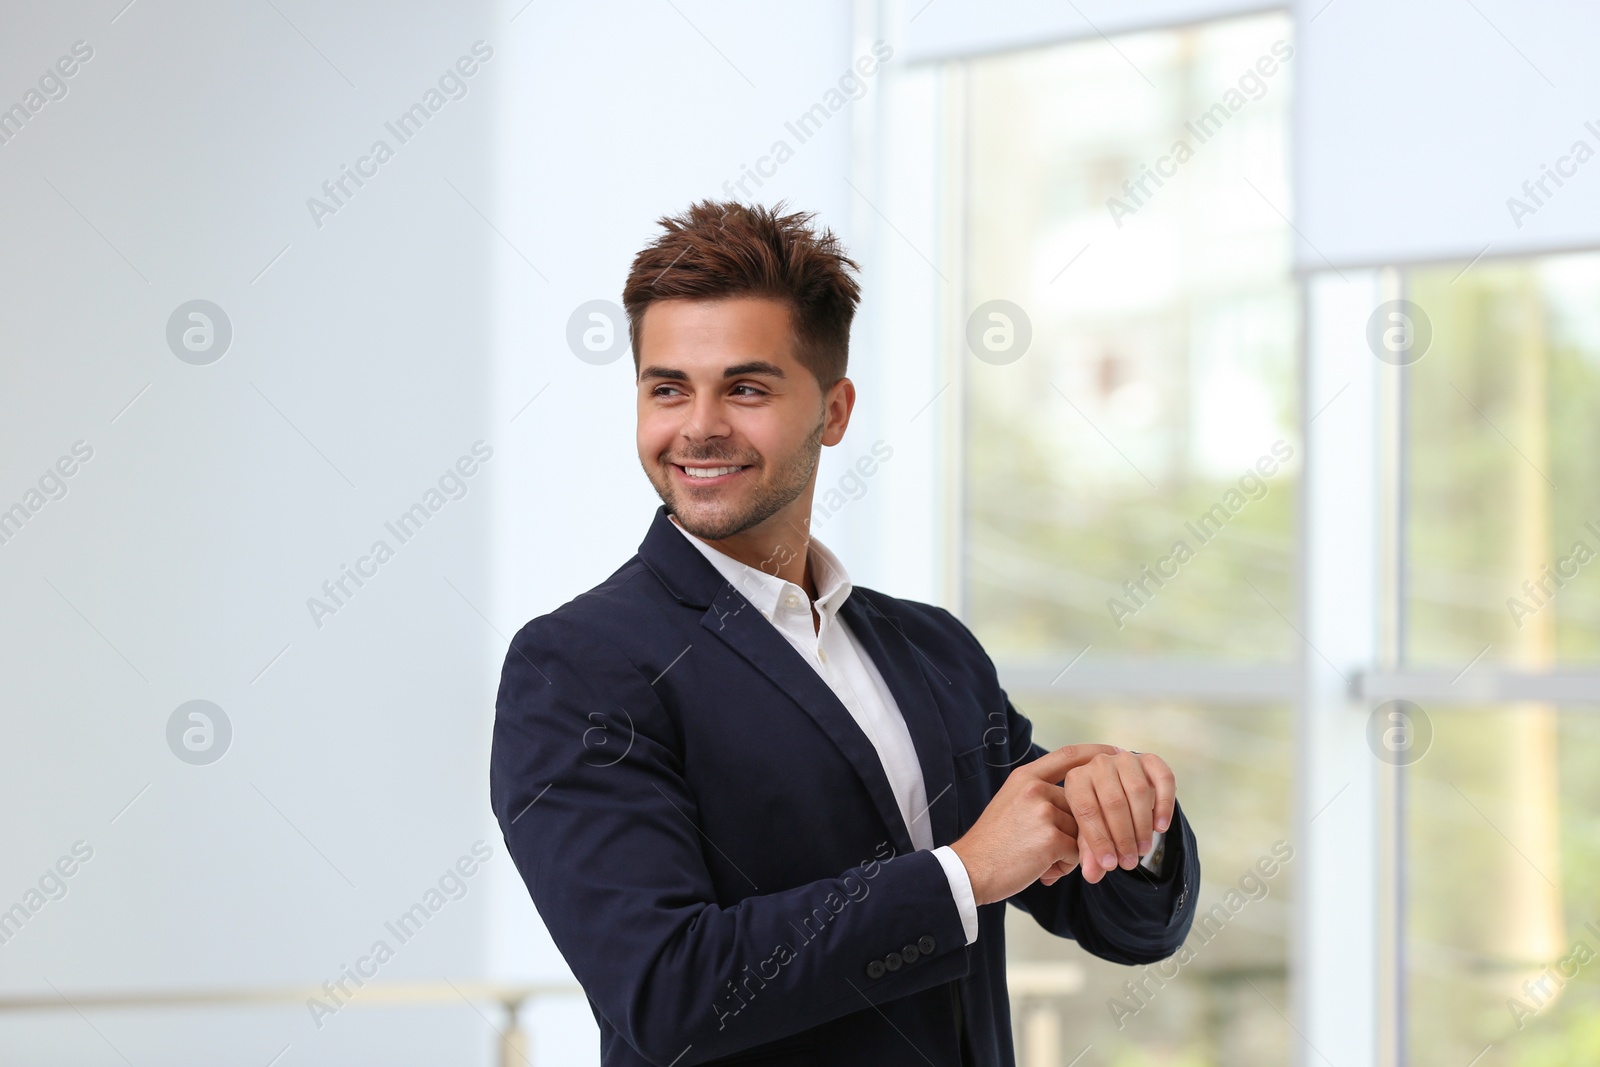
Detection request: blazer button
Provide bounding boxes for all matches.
[866,960,886,980]
[917,935,936,955]
[884,951,903,971]
[901,944,920,964]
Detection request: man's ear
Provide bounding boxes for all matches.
[821,377,855,447]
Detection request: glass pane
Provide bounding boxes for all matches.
[960,13,1299,661]
[1005,696,1293,1065]
[1406,706,1600,1064]
[1406,253,1600,667]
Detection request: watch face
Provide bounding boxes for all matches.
[1138,830,1166,876]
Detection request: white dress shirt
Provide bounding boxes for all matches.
[671,515,981,945]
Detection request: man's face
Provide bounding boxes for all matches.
[635,296,851,542]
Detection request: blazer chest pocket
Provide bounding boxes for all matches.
[955,742,992,780]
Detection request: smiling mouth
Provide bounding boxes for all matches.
[672,462,751,483]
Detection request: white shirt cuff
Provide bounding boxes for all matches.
[932,845,979,945]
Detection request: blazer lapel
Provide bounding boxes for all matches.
[638,504,960,856]
[700,584,918,857]
[839,590,960,850]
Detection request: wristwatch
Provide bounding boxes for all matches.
[1137,829,1166,877]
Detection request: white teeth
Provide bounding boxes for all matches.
[682,465,742,479]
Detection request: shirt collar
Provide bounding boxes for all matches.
[669,513,854,624]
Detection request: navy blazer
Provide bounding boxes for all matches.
[490,505,1199,1067]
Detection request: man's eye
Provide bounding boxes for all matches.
[731,384,765,397]
[652,385,682,397]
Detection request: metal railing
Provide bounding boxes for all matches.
[0,981,578,1067]
[0,964,1088,1066]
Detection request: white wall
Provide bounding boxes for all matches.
[1294,0,1600,269]
[0,1,870,1063]
[0,1,502,1061]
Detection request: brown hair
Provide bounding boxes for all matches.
[622,200,861,391]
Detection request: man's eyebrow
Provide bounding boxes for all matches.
[722,360,786,380]
[637,361,787,383]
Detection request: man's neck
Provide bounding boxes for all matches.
[674,511,816,598]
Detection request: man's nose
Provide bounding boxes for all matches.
[679,391,731,441]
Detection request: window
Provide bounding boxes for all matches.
[960,14,1297,662]
[1400,255,1600,1064]
[898,8,1600,1062]
[1406,255,1600,667]
[947,11,1298,1063]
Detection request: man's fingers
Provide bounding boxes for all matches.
[1141,752,1177,832]
[1022,743,1119,784]
[1078,835,1104,882]
[1035,814,1080,886]
[1049,809,1081,859]
[1040,853,1078,885]
[1089,760,1139,867]
[1036,780,1077,818]
[1114,753,1156,855]
[1064,778,1117,875]
[1022,745,1175,883]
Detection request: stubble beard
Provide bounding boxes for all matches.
[649,411,826,542]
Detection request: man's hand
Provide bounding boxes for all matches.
[1055,746,1177,885]
[948,744,1114,906]
[950,744,1180,903]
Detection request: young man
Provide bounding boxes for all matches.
[490,201,1198,1067]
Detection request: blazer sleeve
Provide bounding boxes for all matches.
[489,616,972,1067]
[925,604,1199,965]
[1000,694,1200,965]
